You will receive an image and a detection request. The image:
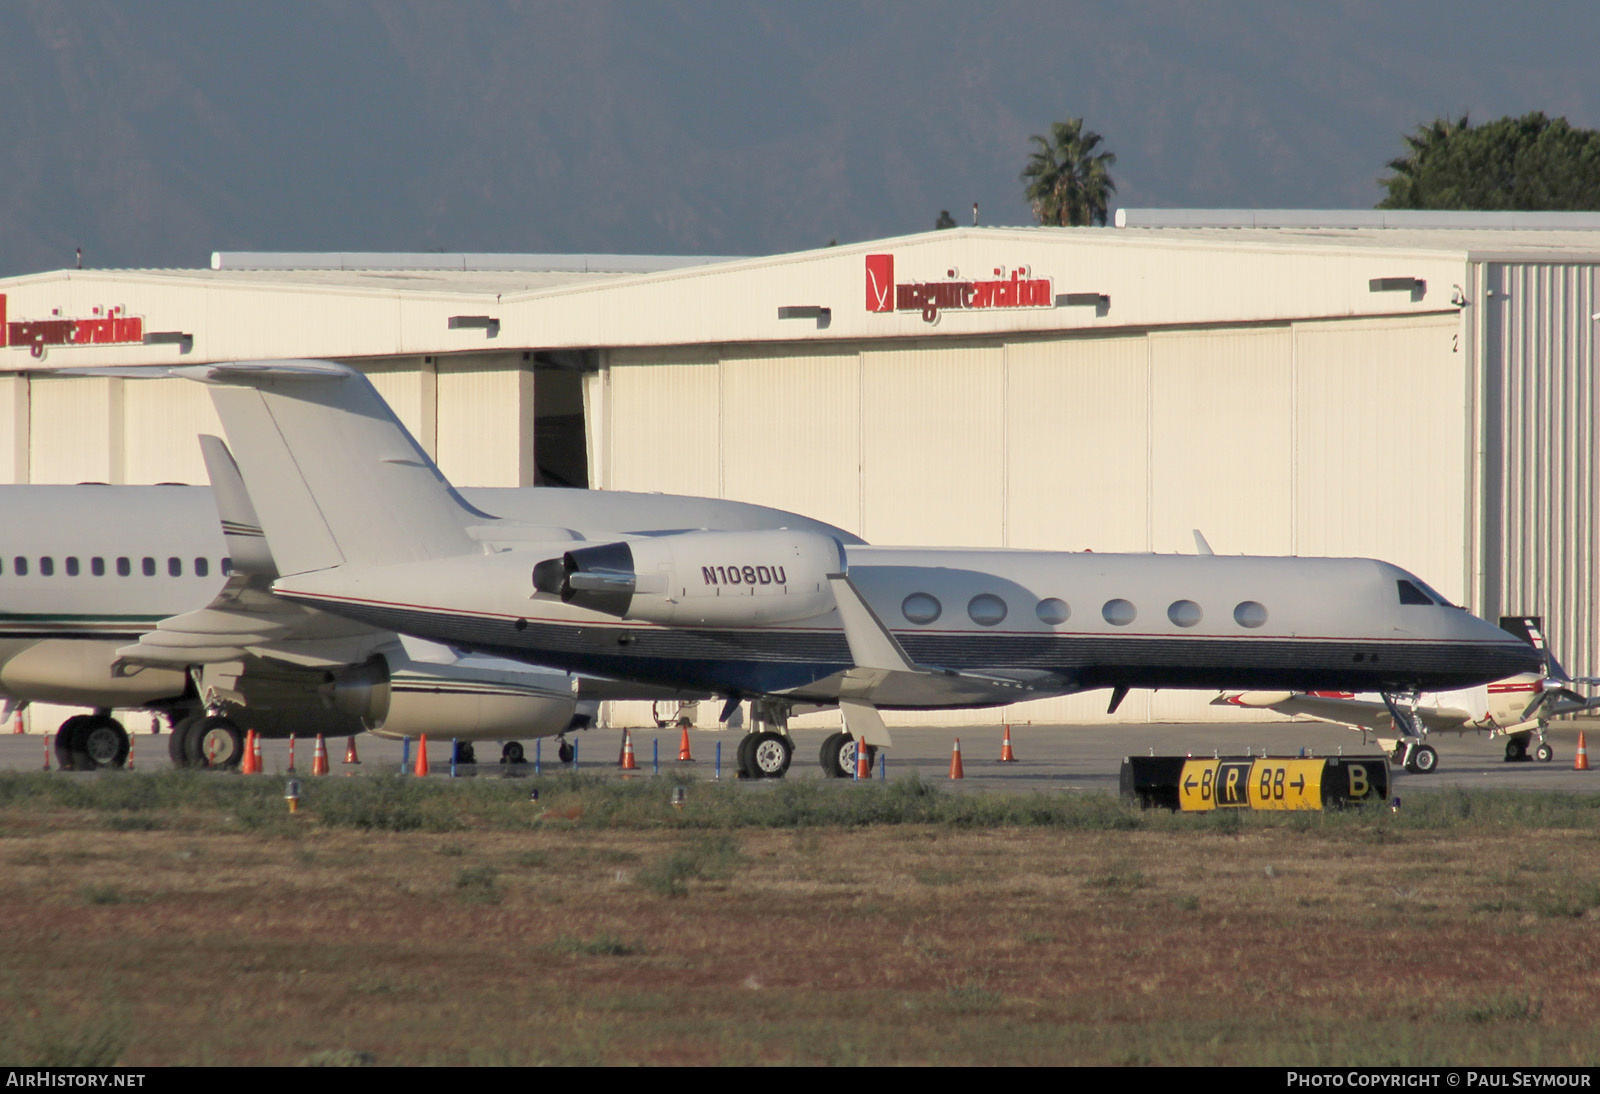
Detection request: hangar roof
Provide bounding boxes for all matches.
[4,215,1600,368]
[1110,209,1600,261]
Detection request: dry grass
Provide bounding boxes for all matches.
[3,785,1600,1065]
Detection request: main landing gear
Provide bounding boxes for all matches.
[734,699,795,780]
[168,712,245,769]
[1504,733,1555,764]
[737,731,793,779]
[726,700,881,780]
[818,731,873,778]
[54,711,131,771]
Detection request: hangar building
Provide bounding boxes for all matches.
[3,210,1598,728]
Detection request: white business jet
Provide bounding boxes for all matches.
[0,442,861,770]
[157,358,1541,780]
[1214,617,1600,772]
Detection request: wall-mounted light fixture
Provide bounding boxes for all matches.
[1056,292,1110,316]
[777,305,831,329]
[448,315,500,337]
[142,331,193,353]
[1369,277,1426,301]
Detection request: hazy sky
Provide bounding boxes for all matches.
[2,0,1597,274]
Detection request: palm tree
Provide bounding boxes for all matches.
[1378,114,1471,208]
[1021,117,1117,227]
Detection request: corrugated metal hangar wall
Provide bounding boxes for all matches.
[1475,261,1600,683]
[601,312,1467,725]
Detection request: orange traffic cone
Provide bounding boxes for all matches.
[286,735,297,773]
[855,737,871,780]
[251,730,263,774]
[415,734,431,776]
[1000,723,1017,762]
[312,734,330,776]
[621,730,638,771]
[1576,732,1591,771]
[949,738,965,779]
[126,731,135,772]
[42,733,51,771]
[238,730,252,773]
[12,711,23,734]
[343,736,361,764]
[678,724,694,762]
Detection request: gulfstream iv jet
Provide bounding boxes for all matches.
[171,360,1540,779]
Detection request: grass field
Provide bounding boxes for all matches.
[3,771,1599,1066]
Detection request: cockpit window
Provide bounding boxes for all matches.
[1396,580,1433,606]
[1414,578,1457,608]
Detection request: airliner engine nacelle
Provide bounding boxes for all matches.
[533,529,845,626]
[327,652,582,741]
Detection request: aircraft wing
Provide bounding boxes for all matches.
[793,574,1078,716]
[1213,691,1472,733]
[113,568,380,671]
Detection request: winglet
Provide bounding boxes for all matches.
[198,435,276,575]
[1193,530,1214,556]
[826,574,917,673]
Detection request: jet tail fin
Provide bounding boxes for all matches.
[1499,615,1571,682]
[185,361,486,576]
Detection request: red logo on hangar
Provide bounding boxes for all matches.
[0,294,145,358]
[864,255,1055,324]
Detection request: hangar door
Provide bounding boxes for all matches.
[599,314,1465,727]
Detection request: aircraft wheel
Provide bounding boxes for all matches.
[1505,735,1529,762]
[1536,742,1555,763]
[453,741,476,766]
[819,731,855,778]
[80,715,129,770]
[736,733,759,779]
[748,731,791,779]
[55,715,92,771]
[556,739,573,764]
[169,715,201,768]
[186,716,244,769]
[1405,743,1439,775]
[502,741,526,765]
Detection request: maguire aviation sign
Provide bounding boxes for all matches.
[865,254,1055,324]
[0,295,144,358]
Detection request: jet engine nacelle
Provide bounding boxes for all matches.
[328,652,582,741]
[0,639,187,707]
[533,529,844,626]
